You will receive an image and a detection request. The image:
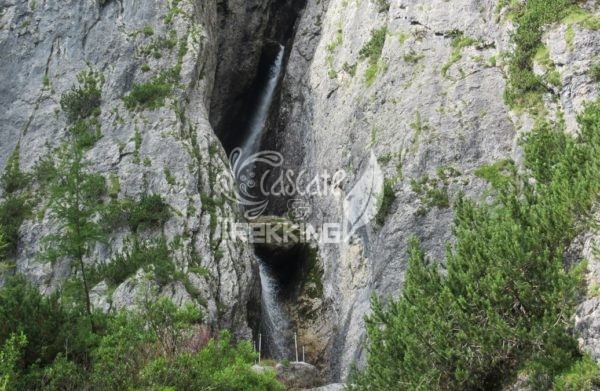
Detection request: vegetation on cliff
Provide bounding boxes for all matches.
[0,276,283,390]
[354,100,600,390]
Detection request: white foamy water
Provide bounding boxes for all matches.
[259,260,291,359]
[240,45,285,158]
[237,44,291,359]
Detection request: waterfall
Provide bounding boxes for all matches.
[237,44,291,359]
[259,260,291,359]
[240,44,285,158]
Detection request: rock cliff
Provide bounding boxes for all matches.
[0,0,256,337]
[269,0,600,381]
[0,0,599,384]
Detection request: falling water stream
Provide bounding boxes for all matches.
[237,44,291,359]
[240,45,285,159]
[259,260,292,359]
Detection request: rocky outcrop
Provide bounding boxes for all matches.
[272,0,600,381]
[0,0,255,337]
[1,0,599,383]
[304,384,344,391]
[276,362,320,389]
[575,216,600,361]
[209,0,273,142]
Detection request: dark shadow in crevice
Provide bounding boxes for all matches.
[210,0,307,154]
[255,243,309,301]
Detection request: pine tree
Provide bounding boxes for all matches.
[0,227,6,264]
[0,145,27,195]
[44,145,106,327]
[354,101,600,390]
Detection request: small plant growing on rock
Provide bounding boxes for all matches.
[0,226,7,264]
[142,25,154,36]
[375,178,396,225]
[0,196,30,260]
[360,27,388,86]
[60,69,103,123]
[0,146,28,195]
[441,31,478,78]
[70,118,101,149]
[591,63,600,82]
[0,146,31,259]
[373,0,389,13]
[359,27,387,64]
[342,62,357,76]
[89,237,175,287]
[130,194,170,231]
[403,50,424,64]
[123,77,172,110]
[32,156,57,186]
[101,194,170,232]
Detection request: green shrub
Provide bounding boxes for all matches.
[69,118,101,149]
[474,159,517,190]
[140,331,284,391]
[360,26,388,84]
[354,101,600,390]
[1,148,34,264]
[90,312,153,390]
[0,275,274,390]
[32,156,57,187]
[410,173,453,214]
[0,227,6,263]
[375,178,396,225]
[41,354,85,391]
[90,238,175,286]
[141,25,154,36]
[590,63,600,82]
[108,174,120,199]
[130,194,170,231]
[0,277,95,383]
[359,27,387,64]
[553,355,600,391]
[1,146,28,194]
[139,30,178,59]
[303,247,324,300]
[504,0,573,108]
[60,70,103,123]
[91,299,201,389]
[0,332,27,391]
[140,297,202,355]
[0,196,30,258]
[373,0,389,13]
[123,77,171,110]
[102,194,170,232]
[342,62,357,76]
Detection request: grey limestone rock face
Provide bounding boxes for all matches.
[1,0,599,382]
[272,0,600,381]
[0,0,256,337]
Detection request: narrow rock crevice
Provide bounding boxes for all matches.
[209,0,306,154]
[255,241,322,361]
[208,0,327,373]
